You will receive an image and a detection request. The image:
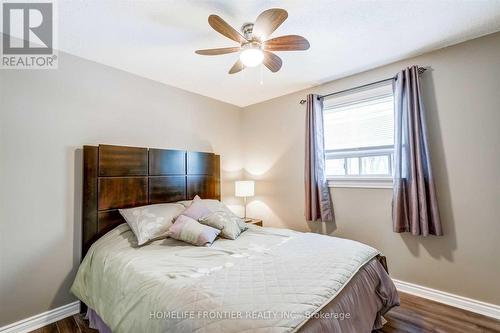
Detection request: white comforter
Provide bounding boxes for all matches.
[71,224,379,333]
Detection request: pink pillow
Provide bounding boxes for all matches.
[168,215,220,246]
[181,195,212,220]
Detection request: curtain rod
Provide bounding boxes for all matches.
[299,67,427,105]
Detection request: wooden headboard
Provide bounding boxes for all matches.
[82,144,220,256]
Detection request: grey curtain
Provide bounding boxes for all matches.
[305,94,334,222]
[392,66,443,236]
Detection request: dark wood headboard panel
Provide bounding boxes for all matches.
[82,144,220,256]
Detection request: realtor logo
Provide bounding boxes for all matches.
[1,1,57,69]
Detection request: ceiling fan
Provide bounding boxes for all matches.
[195,8,310,74]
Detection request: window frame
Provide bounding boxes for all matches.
[323,83,394,189]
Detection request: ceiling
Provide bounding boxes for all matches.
[54,1,500,106]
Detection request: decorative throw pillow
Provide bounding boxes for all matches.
[119,203,185,246]
[199,211,248,240]
[167,214,220,246]
[177,198,225,212]
[180,195,213,220]
[178,197,240,217]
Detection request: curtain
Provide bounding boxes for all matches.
[392,66,443,236]
[305,94,334,222]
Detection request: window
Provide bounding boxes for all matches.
[323,82,394,188]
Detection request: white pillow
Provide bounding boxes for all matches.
[177,198,226,212]
[177,198,243,221]
[119,203,185,246]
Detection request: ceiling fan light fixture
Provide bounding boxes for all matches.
[240,45,264,67]
[197,9,308,74]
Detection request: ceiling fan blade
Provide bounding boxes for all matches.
[195,47,241,55]
[263,51,282,73]
[253,8,288,41]
[264,35,310,51]
[208,15,247,44]
[229,59,246,74]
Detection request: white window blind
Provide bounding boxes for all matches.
[323,83,394,181]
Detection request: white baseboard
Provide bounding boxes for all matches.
[393,279,500,320]
[0,301,80,333]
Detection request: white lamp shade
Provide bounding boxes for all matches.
[235,180,255,197]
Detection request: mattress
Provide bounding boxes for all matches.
[71,223,399,332]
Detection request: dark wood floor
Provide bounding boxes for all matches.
[31,292,500,333]
[376,293,500,333]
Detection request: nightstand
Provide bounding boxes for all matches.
[245,218,263,227]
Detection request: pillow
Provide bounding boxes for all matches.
[119,203,185,246]
[176,197,225,211]
[180,195,213,220]
[199,211,248,240]
[167,215,220,246]
[177,197,235,215]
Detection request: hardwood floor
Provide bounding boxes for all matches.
[376,293,500,333]
[30,314,97,333]
[31,292,500,333]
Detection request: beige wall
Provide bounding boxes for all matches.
[0,52,243,326]
[1,30,499,328]
[242,32,500,305]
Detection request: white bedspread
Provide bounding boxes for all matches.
[71,224,379,333]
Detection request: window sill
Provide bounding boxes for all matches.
[327,177,393,189]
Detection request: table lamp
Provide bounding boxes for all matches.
[235,180,255,221]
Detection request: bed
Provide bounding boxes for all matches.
[73,144,399,333]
